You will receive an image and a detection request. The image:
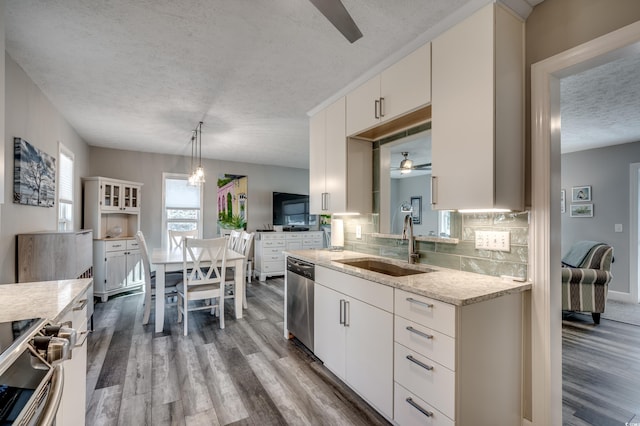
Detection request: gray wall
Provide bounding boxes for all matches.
[561,141,640,295]
[1,53,91,283]
[88,146,310,251]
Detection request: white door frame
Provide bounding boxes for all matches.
[631,163,640,303]
[530,21,640,425]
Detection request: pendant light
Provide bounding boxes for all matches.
[188,121,205,186]
[399,152,413,174]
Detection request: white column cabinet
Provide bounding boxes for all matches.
[431,3,523,211]
[309,97,347,214]
[346,43,431,136]
[314,267,393,418]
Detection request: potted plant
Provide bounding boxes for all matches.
[218,213,246,230]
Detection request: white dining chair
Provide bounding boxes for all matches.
[224,231,254,309]
[226,229,242,251]
[135,231,183,325]
[168,229,198,250]
[177,237,227,335]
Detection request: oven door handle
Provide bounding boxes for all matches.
[38,364,65,426]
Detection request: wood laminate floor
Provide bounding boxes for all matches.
[85,277,391,425]
[562,313,640,425]
[85,277,640,425]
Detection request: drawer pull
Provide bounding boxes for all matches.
[406,355,433,371]
[406,326,433,340]
[406,397,433,417]
[406,297,433,308]
[73,299,88,311]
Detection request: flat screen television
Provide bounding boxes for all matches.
[272,192,317,228]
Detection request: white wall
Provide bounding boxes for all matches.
[561,141,640,296]
[87,146,310,250]
[1,53,91,283]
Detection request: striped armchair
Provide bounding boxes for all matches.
[561,242,614,324]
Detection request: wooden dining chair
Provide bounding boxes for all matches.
[168,229,198,250]
[177,237,227,335]
[226,229,242,251]
[135,231,183,325]
[224,231,254,309]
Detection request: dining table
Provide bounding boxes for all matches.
[150,246,246,333]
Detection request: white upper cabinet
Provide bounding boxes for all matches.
[346,43,431,136]
[431,3,524,211]
[309,97,347,214]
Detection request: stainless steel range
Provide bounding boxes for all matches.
[0,318,77,425]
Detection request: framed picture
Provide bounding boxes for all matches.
[13,137,56,207]
[561,189,566,213]
[410,196,422,224]
[570,203,593,218]
[571,185,591,202]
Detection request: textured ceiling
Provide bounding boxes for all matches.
[5,0,542,169]
[561,51,640,153]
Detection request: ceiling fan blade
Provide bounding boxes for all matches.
[309,0,363,43]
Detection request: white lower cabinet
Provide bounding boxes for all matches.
[94,238,143,301]
[56,286,90,426]
[255,232,323,280]
[394,288,523,426]
[314,267,393,419]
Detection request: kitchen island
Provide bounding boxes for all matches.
[284,249,530,426]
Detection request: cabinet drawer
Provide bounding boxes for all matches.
[262,253,284,262]
[395,316,455,371]
[303,238,323,247]
[395,289,456,338]
[262,233,286,241]
[263,239,285,248]
[127,239,139,250]
[286,233,303,240]
[105,240,127,252]
[262,247,284,256]
[316,266,393,312]
[394,342,455,420]
[261,261,284,273]
[394,383,454,426]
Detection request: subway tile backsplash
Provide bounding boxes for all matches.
[340,211,529,279]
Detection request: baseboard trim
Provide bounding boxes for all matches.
[608,290,635,303]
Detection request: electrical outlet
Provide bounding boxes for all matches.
[475,231,510,252]
[355,225,362,239]
[615,224,623,232]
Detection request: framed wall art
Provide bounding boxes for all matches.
[410,196,422,224]
[571,185,591,202]
[13,137,56,207]
[570,203,593,218]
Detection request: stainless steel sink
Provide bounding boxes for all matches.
[334,259,435,277]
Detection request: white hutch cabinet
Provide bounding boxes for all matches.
[83,176,144,301]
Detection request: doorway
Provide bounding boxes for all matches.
[531,20,640,425]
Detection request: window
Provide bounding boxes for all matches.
[162,173,203,247]
[58,143,74,231]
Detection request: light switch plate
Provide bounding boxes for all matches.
[615,224,623,232]
[475,231,510,252]
[355,225,362,239]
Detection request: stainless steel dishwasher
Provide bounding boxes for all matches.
[286,257,314,352]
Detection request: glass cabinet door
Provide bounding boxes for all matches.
[102,182,121,211]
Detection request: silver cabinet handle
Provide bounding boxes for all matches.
[431,176,437,206]
[406,355,433,371]
[321,192,330,211]
[344,301,350,327]
[406,297,433,308]
[379,97,385,117]
[406,397,433,417]
[374,99,380,119]
[73,298,88,311]
[339,299,345,325]
[406,326,433,340]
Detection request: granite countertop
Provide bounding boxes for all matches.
[0,278,93,322]
[285,249,531,306]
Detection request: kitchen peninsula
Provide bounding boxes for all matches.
[284,249,530,426]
